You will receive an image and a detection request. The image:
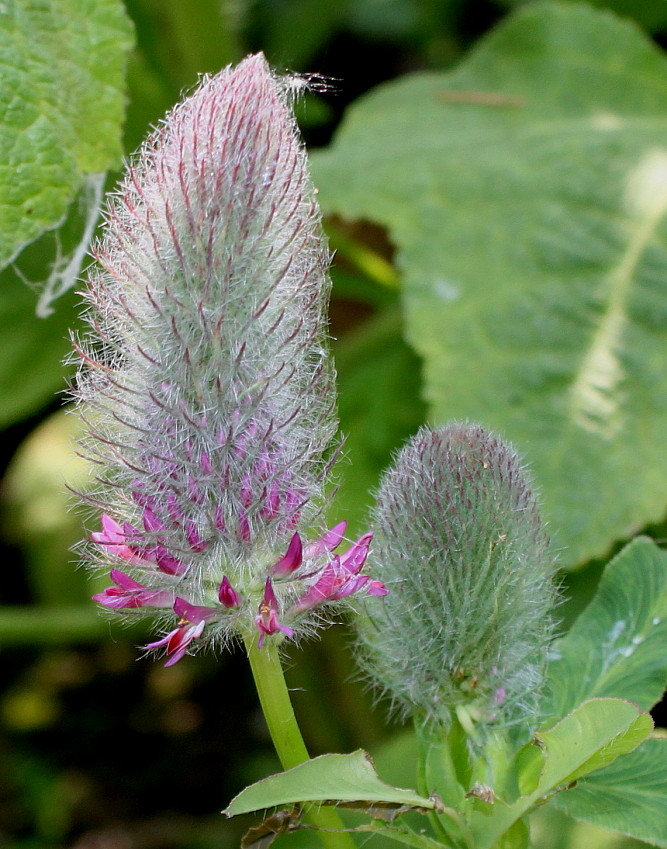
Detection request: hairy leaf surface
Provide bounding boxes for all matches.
[0,0,133,269]
[312,3,667,567]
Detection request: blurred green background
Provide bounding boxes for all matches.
[2,0,667,846]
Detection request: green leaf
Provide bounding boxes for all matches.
[554,737,667,848]
[534,700,652,789]
[530,802,649,849]
[0,0,134,269]
[471,699,652,849]
[542,538,667,724]
[311,2,667,568]
[223,750,438,817]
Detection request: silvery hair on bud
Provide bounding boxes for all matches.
[357,423,558,731]
[74,55,338,594]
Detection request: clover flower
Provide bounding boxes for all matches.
[74,54,386,664]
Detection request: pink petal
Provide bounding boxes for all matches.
[167,493,184,524]
[92,570,174,610]
[255,578,293,647]
[154,545,186,576]
[109,569,144,590]
[173,597,217,623]
[92,517,145,564]
[330,574,370,601]
[293,561,338,611]
[143,507,164,534]
[93,514,124,543]
[338,532,373,575]
[144,620,206,666]
[238,512,251,543]
[92,590,143,609]
[200,451,213,474]
[186,520,208,552]
[164,622,206,666]
[303,521,347,558]
[214,504,226,531]
[144,631,175,650]
[272,533,303,576]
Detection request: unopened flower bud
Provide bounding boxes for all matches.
[358,423,558,730]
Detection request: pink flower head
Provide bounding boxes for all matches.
[255,578,294,648]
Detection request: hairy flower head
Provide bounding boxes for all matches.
[74,55,386,663]
[357,423,558,731]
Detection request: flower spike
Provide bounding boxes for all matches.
[76,55,386,664]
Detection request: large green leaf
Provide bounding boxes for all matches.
[0,0,133,269]
[311,2,667,568]
[533,700,652,789]
[223,750,438,817]
[542,537,667,724]
[471,699,652,849]
[554,737,667,848]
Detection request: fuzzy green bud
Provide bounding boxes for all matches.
[358,423,558,730]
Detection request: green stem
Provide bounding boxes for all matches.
[414,717,475,849]
[244,635,358,849]
[416,729,455,846]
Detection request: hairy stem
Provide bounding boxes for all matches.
[244,634,358,849]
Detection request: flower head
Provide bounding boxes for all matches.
[357,424,558,732]
[75,55,386,663]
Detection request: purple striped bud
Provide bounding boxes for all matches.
[75,55,386,664]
